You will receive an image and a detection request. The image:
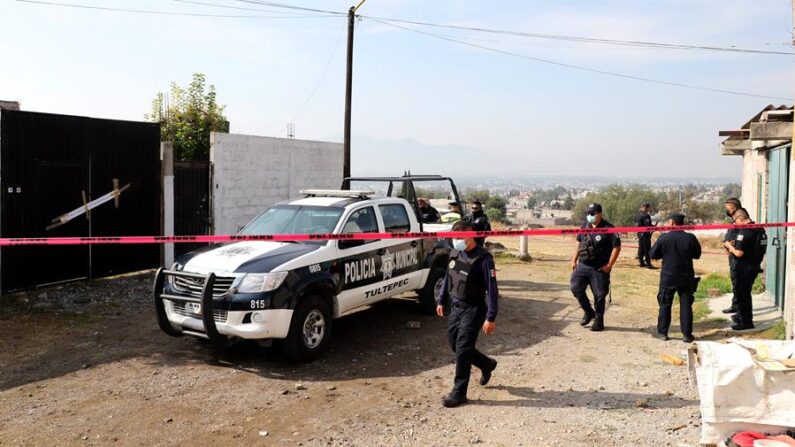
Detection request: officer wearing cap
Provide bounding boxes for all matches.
[721,197,742,314]
[649,213,701,342]
[724,207,766,331]
[436,219,499,408]
[634,203,654,268]
[570,203,621,332]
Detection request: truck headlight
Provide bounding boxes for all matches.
[236,272,288,293]
[167,262,183,288]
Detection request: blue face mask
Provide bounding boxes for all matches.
[452,239,467,251]
[586,214,597,224]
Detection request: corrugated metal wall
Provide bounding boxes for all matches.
[0,110,160,292]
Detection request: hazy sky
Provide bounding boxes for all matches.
[1,0,792,179]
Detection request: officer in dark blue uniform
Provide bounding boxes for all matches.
[468,200,491,247]
[721,198,742,314]
[570,203,621,332]
[649,213,701,342]
[436,219,499,408]
[723,208,766,331]
[634,203,654,268]
[417,198,441,223]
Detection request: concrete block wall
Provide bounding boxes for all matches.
[210,133,343,235]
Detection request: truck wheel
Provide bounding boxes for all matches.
[418,266,446,314]
[283,294,332,363]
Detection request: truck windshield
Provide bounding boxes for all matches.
[239,205,343,236]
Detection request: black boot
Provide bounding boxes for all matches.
[480,358,498,386]
[591,315,604,332]
[442,393,468,408]
[580,309,595,327]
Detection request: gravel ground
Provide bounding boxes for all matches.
[0,241,713,447]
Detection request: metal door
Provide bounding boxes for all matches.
[766,144,790,310]
[173,161,210,257]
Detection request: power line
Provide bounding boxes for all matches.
[172,0,327,16]
[234,0,346,16]
[369,17,791,101]
[13,0,341,19]
[275,21,347,137]
[363,15,795,56]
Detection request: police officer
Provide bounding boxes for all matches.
[417,198,441,223]
[469,200,491,247]
[570,203,621,332]
[441,201,463,223]
[724,208,766,331]
[436,219,499,408]
[635,203,654,268]
[649,213,701,342]
[721,197,742,314]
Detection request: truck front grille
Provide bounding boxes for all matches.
[172,275,235,298]
[172,302,228,323]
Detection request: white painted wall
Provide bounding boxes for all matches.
[786,159,795,340]
[210,133,343,235]
[740,145,769,222]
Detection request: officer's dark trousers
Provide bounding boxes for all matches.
[728,258,738,309]
[734,266,759,326]
[570,263,610,316]
[638,234,651,265]
[447,301,491,398]
[656,283,694,337]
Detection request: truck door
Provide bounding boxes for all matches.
[334,206,390,314]
[376,203,424,290]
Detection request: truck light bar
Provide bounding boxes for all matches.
[300,189,375,198]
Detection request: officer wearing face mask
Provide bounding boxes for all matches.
[468,200,491,247]
[570,203,621,332]
[436,219,499,408]
[721,197,742,314]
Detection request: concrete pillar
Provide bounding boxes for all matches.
[518,227,531,261]
[161,142,174,267]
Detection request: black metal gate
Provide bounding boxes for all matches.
[174,161,210,257]
[0,110,160,293]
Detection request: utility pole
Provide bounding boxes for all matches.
[343,0,367,180]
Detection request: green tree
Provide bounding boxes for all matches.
[486,196,507,216]
[562,195,575,210]
[414,187,447,199]
[485,208,504,224]
[464,189,491,204]
[572,185,663,226]
[146,73,229,161]
[722,183,742,201]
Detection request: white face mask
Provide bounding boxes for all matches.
[586,214,597,224]
[452,239,467,251]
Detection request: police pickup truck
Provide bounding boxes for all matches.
[154,175,462,362]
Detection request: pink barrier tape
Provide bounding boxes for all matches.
[1,222,793,246]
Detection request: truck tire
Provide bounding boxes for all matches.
[283,293,332,363]
[418,266,446,314]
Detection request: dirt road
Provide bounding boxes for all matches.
[1,237,730,446]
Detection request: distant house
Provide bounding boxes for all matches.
[720,105,793,339]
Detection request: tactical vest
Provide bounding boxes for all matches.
[447,246,489,305]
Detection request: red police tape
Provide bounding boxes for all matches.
[1,221,794,246]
